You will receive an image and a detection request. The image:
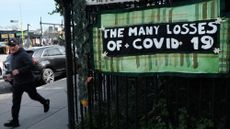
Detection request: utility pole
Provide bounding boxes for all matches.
[26,24,31,48]
[19,3,24,45]
[27,24,30,38]
[40,17,43,45]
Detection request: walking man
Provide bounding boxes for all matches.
[3,38,50,127]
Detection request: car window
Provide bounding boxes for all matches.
[59,46,65,54]
[32,49,43,58]
[43,48,63,57]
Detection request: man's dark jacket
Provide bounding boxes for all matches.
[11,48,34,85]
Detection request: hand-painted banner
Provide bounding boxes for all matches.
[93,0,230,75]
[103,20,219,57]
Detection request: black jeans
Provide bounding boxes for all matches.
[11,83,47,120]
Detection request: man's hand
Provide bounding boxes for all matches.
[12,69,19,76]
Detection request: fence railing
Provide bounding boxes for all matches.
[79,73,230,129]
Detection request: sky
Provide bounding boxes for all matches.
[0,0,63,30]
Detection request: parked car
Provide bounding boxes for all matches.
[3,45,66,85]
[0,44,10,77]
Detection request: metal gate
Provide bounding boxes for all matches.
[62,0,230,128]
[80,74,230,129]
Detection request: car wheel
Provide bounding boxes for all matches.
[42,68,55,84]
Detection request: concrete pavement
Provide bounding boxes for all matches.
[0,78,69,129]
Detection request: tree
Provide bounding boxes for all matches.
[51,0,64,15]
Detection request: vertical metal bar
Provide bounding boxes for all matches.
[226,76,230,128]
[80,104,85,129]
[175,78,179,127]
[125,77,129,129]
[63,0,75,129]
[166,77,170,129]
[93,73,97,109]
[135,77,139,129]
[211,78,215,123]
[107,75,111,129]
[74,69,79,124]
[155,75,159,103]
[186,79,191,126]
[198,80,202,117]
[144,77,148,128]
[98,73,103,129]
[115,76,120,129]
[88,78,93,129]
[103,74,106,101]
[71,8,79,124]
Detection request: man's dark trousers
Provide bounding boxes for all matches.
[11,83,47,120]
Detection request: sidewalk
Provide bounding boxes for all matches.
[0,78,69,129]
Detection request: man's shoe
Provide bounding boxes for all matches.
[44,99,50,113]
[4,120,20,127]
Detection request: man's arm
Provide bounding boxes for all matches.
[13,53,33,75]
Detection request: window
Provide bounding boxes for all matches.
[32,49,43,58]
[44,48,63,56]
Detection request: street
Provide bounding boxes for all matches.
[0,78,68,129]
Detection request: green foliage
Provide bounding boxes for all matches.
[53,0,89,100]
[195,118,215,129]
[54,0,89,100]
[52,0,64,15]
[140,99,170,129]
[81,77,217,129]
[139,99,215,129]
[178,108,189,129]
[71,0,89,100]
